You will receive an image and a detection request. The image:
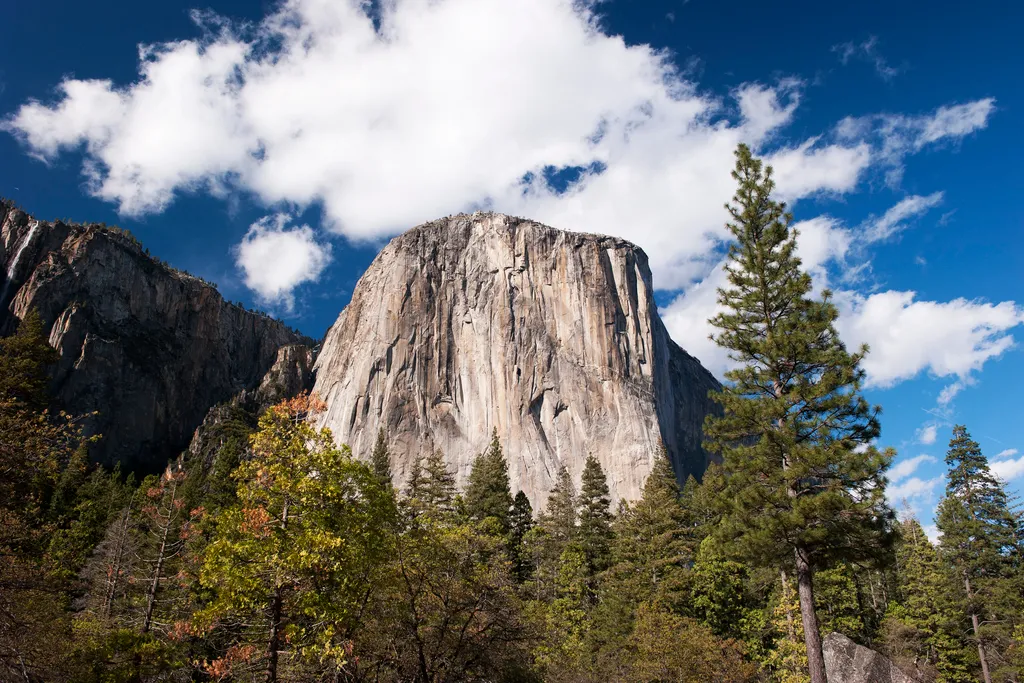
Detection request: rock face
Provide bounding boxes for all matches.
[312,213,720,506]
[0,200,312,472]
[823,633,919,683]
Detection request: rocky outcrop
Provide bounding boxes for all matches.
[185,343,315,470]
[0,199,312,472]
[824,633,920,683]
[312,212,720,506]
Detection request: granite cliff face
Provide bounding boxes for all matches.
[312,213,720,506]
[0,200,312,471]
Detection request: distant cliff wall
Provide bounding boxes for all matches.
[0,200,311,471]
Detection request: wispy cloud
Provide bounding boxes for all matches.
[862,192,943,242]
[937,379,970,407]
[832,36,902,81]
[836,99,996,187]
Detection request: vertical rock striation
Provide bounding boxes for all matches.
[0,200,312,472]
[312,213,720,506]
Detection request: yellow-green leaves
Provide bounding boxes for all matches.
[194,394,394,679]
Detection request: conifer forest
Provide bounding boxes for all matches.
[2,147,1022,683]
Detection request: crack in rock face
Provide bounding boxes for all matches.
[312,212,720,507]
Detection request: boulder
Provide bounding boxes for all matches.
[824,632,919,683]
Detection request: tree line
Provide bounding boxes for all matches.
[1,145,1022,682]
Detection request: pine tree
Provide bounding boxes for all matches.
[509,491,534,582]
[605,451,691,612]
[404,457,424,499]
[0,309,58,411]
[464,429,514,534]
[812,564,863,639]
[139,468,188,635]
[577,455,613,578]
[705,143,896,683]
[766,572,810,683]
[692,536,751,639]
[413,449,457,516]
[536,546,591,675]
[879,517,973,683]
[936,425,1020,683]
[539,465,577,547]
[370,427,392,488]
[525,466,578,602]
[679,461,728,547]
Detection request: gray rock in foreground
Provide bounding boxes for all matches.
[824,632,919,683]
[312,212,720,506]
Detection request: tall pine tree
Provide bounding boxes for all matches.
[605,451,691,612]
[880,517,973,683]
[936,425,1020,683]
[539,466,577,547]
[370,427,392,489]
[705,143,895,683]
[577,455,613,578]
[464,429,514,534]
[509,491,534,582]
[408,449,457,517]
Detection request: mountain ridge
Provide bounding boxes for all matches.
[0,198,313,472]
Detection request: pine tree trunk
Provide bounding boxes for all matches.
[964,576,992,683]
[142,510,170,634]
[267,588,283,683]
[267,498,290,683]
[104,504,133,618]
[794,548,827,683]
[142,480,176,634]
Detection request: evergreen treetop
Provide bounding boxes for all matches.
[578,454,613,575]
[371,426,393,488]
[539,465,577,547]
[464,428,514,534]
[411,449,458,516]
[937,424,1018,578]
[0,309,59,411]
[605,450,691,611]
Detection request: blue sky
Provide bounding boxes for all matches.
[2,0,1022,533]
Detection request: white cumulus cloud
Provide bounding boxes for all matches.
[661,251,1023,386]
[233,214,332,308]
[1,0,993,292]
[2,0,1014,382]
[887,475,944,505]
[992,454,1024,482]
[916,424,938,445]
[834,291,1024,388]
[889,454,936,483]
